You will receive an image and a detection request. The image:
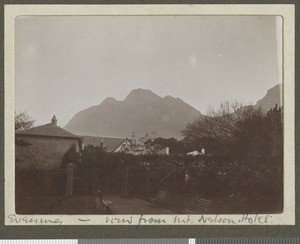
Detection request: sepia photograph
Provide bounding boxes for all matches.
[4,5,295,226]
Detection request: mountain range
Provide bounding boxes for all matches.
[65,89,202,139]
[65,84,281,139]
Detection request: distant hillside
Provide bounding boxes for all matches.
[65,89,203,139]
[255,84,282,112]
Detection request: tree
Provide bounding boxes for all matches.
[62,144,80,168]
[234,104,282,161]
[182,101,260,155]
[231,105,283,198]
[139,131,158,144]
[183,102,283,199]
[146,137,187,154]
[15,112,35,132]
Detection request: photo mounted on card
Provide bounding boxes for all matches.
[4,4,295,226]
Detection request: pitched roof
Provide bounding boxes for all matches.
[82,136,128,152]
[16,123,80,139]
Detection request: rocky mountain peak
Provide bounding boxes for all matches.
[255,84,282,112]
[125,89,162,103]
[101,97,117,104]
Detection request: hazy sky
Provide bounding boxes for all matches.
[15,16,280,126]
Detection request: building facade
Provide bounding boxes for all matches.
[15,115,83,171]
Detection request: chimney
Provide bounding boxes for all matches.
[100,138,106,149]
[131,132,136,145]
[51,115,57,126]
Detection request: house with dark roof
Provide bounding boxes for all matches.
[15,115,83,170]
[82,136,132,153]
[82,135,147,155]
[82,133,169,156]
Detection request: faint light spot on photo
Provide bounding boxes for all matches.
[188,55,198,67]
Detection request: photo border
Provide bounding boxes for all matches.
[0,1,299,238]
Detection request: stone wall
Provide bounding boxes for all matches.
[16,135,79,171]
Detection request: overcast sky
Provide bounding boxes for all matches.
[15,16,281,126]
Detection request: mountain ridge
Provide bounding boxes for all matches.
[255,84,282,111]
[65,84,281,139]
[65,89,203,139]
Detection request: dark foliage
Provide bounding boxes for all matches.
[67,104,282,208]
[62,144,80,168]
[181,104,283,201]
[145,137,189,154]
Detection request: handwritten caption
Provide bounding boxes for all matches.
[7,213,273,225]
[105,214,273,225]
[8,214,63,225]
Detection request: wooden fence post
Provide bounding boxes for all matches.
[65,163,75,197]
[124,167,129,196]
[147,169,150,193]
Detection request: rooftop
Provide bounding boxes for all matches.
[16,115,80,140]
[82,136,129,152]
